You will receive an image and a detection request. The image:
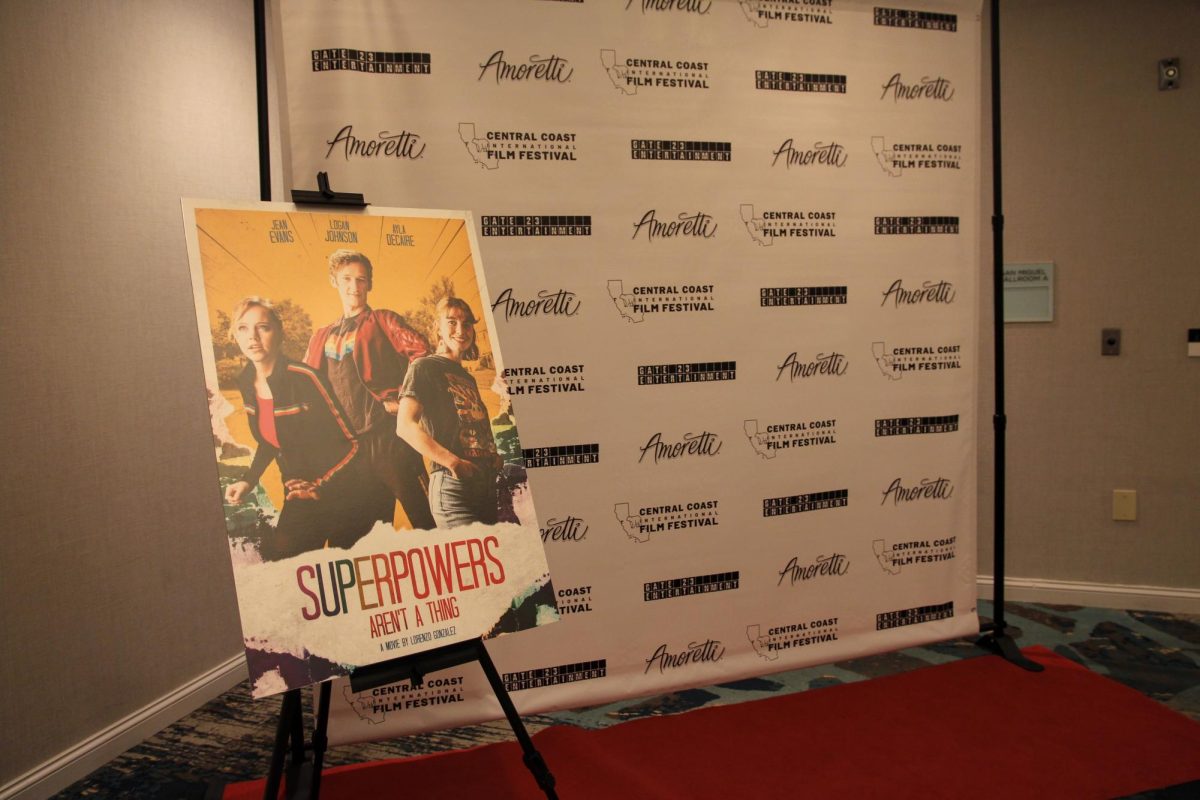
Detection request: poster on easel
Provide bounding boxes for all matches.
[181,200,558,697]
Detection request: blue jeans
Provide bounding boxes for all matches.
[429,468,498,528]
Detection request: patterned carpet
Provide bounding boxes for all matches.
[50,600,1200,799]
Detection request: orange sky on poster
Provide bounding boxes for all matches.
[193,208,491,358]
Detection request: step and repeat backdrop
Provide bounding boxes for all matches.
[272,0,982,744]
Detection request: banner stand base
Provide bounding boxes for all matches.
[263,638,558,799]
[976,624,1045,673]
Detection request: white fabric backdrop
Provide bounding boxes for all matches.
[272,0,982,744]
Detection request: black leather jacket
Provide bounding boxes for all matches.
[236,358,360,492]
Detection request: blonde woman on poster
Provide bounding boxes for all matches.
[224,297,376,560]
[396,297,503,528]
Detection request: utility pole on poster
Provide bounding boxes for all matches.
[975,0,1043,673]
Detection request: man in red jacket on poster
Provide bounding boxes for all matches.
[304,249,436,530]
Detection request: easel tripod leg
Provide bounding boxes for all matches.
[264,689,299,799]
[309,681,332,799]
[474,641,558,799]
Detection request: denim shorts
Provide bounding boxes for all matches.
[429,468,498,528]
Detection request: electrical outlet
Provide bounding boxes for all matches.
[1112,489,1137,522]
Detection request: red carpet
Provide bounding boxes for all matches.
[226,647,1200,799]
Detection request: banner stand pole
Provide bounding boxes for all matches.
[973,0,1043,673]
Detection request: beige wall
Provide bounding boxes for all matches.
[977,0,1200,588]
[0,0,1197,792]
[0,0,259,789]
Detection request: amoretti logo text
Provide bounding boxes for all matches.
[477,50,573,84]
[615,499,719,543]
[880,279,956,307]
[776,351,848,382]
[880,72,955,102]
[626,0,712,15]
[312,49,431,74]
[638,430,723,464]
[541,515,589,544]
[777,553,849,586]
[491,288,581,321]
[631,209,717,241]
[324,125,426,160]
[880,476,955,506]
[771,139,848,170]
[644,639,725,673]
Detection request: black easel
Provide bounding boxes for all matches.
[259,636,557,799]
[262,682,331,800]
[974,0,1043,673]
[349,638,558,799]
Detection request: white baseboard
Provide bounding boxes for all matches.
[978,575,1200,614]
[0,652,247,800]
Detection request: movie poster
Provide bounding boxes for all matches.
[181,201,557,697]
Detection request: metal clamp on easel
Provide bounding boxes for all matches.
[291,172,368,207]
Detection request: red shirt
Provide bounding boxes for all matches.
[256,396,280,448]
